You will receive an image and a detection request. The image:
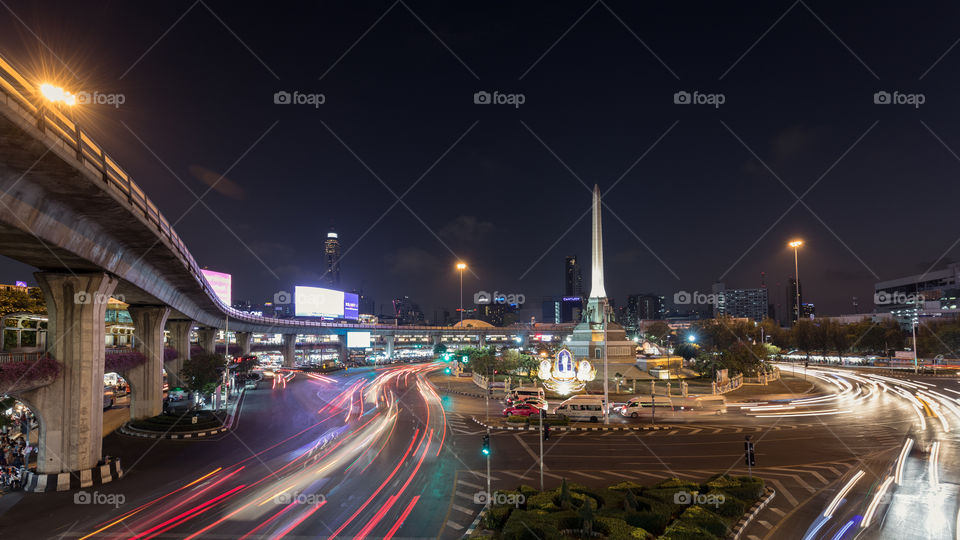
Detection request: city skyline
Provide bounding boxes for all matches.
[0,2,959,319]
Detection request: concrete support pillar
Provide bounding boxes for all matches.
[336,334,347,363]
[432,335,441,348]
[24,272,117,474]
[197,328,216,355]
[127,306,171,421]
[236,332,252,356]
[478,334,486,347]
[282,334,296,368]
[165,320,193,387]
[384,334,395,358]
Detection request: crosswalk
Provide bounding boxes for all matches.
[447,413,485,435]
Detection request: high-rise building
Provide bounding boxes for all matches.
[324,229,341,287]
[625,294,665,330]
[541,296,582,324]
[392,296,425,325]
[564,256,583,297]
[786,278,803,325]
[711,282,769,322]
[874,262,960,327]
[351,290,375,315]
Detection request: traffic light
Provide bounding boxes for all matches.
[543,424,550,441]
[482,434,490,456]
[444,367,451,374]
[744,437,756,467]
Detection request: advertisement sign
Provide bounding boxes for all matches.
[343,292,359,320]
[201,269,232,306]
[346,331,371,348]
[295,286,344,318]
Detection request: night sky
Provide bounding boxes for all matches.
[1,1,959,321]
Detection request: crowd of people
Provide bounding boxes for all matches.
[0,410,35,492]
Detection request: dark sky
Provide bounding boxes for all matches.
[1,1,959,321]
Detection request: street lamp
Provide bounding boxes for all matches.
[39,83,77,106]
[788,240,803,324]
[456,262,467,327]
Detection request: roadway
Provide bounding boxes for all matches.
[0,363,953,539]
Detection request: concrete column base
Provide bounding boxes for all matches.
[24,457,123,492]
[282,334,296,368]
[165,319,194,388]
[236,332,252,356]
[127,306,170,420]
[24,272,117,475]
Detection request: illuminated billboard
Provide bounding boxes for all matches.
[295,286,343,318]
[201,269,232,306]
[347,331,371,348]
[344,293,359,320]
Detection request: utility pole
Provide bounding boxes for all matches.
[745,435,756,479]
[483,429,491,506]
[912,319,918,375]
[539,411,545,491]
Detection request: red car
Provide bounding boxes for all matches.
[503,403,545,417]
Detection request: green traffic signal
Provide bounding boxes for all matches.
[482,434,490,455]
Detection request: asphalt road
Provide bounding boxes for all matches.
[0,363,954,540]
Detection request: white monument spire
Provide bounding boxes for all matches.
[589,184,606,299]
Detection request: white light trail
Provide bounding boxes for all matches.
[824,469,865,518]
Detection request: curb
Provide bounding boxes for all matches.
[461,505,488,539]
[118,388,245,440]
[24,458,123,492]
[470,417,671,432]
[728,486,775,540]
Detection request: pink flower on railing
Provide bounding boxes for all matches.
[164,347,178,362]
[0,353,60,386]
[104,350,146,373]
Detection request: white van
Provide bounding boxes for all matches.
[617,396,674,418]
[554,395,608,422]
[509,387,545,404]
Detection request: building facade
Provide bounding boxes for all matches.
[564,256,583,298]
[711,283,769,322]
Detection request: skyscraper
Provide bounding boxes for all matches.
[564,256,583,297]
[324,229,341,287]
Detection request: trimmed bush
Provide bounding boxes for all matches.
[551,509,581,530]
[506,415,529,423]
[543,417,569,426]
[483,505,513,529]
[596,516,647,540]
[678,506,729,538]
[708,492,747,518]
[527,490,560,511]
[625,510,669,535]
[721,477,765,502]
[660,519,718,540]
[501,510,563,540]
[609,480,645,492]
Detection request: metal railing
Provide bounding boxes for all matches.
[0,351,43,364]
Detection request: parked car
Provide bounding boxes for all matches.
[103,387,115,410]
[503,403,545,417]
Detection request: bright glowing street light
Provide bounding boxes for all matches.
[456,262,467,327]
[687,334,696,342]
[39,83,76,106]
[788,239,803,323]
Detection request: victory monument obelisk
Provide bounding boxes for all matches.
[568,186,637,367]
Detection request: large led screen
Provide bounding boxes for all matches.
[201,269,232,306]
[295,286,343,318]
[343,293,359,320]
[346,331,371,348]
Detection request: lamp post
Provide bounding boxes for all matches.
[789,240,803,324]
[456,262,467,327]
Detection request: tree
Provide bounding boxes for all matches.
[674,342,699,363]
[831,323,854,362]
[0,287,45,318]
[793,320,816,360]
[180,353,224,395]
[812,321,832,362]
[646,321,672,344]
